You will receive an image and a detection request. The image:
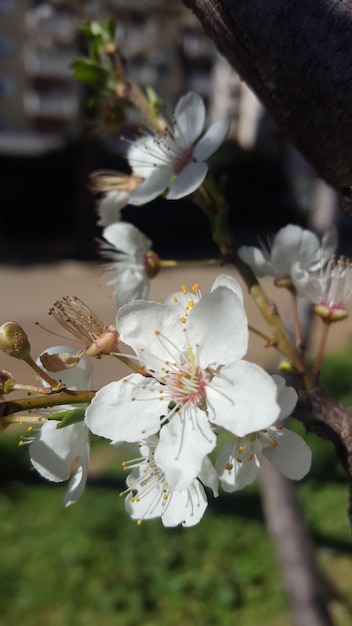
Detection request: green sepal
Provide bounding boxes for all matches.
[46,408,86,429]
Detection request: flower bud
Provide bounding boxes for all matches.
[144,250,161,279]
[0,369,15,393]
[0,322,31,359]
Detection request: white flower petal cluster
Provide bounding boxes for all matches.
[238,224,337,291]
[29,346,93,507]
[122,436,218,527]
[85,276,308,526]
[293,254,352,319]
[216,376,311,491]
[99,221,155,307]
[127,92,230,205]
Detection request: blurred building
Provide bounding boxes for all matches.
[0,1,319,263]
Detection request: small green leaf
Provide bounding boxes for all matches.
[72,58,110,89]
[47,408,86,428]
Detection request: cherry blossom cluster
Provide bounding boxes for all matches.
[27,276,311,527]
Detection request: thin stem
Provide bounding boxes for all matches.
[288,286,303,352]
[23,354,65,391]
[0,390,96,419]
[312,319,331,379]
[159,258,221,268]
[248,324,276,346]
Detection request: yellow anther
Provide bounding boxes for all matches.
[27,426,33,432]
[226,463,233,470]
[238,446,244,453]
[137,519,142,526]
[163,494,168,500]
[181,317,187,324]
[155,330,160,335]
[173,296,178,302]
[275,425,283,430]
[270,440,278,447]
[236,458,242,463]
[181,284,187,294]
[192,283,200,291]
[188,300,194,307]
[247,454,254,461]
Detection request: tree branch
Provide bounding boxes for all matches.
[182,0,352,213]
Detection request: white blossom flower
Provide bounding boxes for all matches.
[29,346,93,507]
[293,254,352,321]
[238,224,337,290]
[121,436,218,527]
[127,92,230,205]
[85,275,285,490]
[98,222,160,307]
[96,190,129,227]
[216,375,310,491]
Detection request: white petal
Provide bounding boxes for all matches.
[216,441,259,491]
[113,268,149,308]
[127,136,170,176]
[173,92,205,146]
[211,274,244,305]
[102,222,152,258]
[129,168,171,205]
[199,456,219,496]
[187,286,248,367]
[154,411,216,490]
[207,361,280,436]
[237,245,273,277]
[166,161,208,199]
[262,427,312,480]
[63,439,90,507]
[271,225,321,275]
[117,300,185,370]
[162,481,208,527]
[30,421,88,483]
[37,345,93,390]
[321,224,338,263]
[271,375,298,419]
[84,377,163,442]
[96,191,129,227]
[193,115,230,161]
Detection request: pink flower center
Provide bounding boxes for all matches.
[173,147,194,175]
[167,362,208,407]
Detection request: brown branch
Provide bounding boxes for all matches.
[295,387,352,480]
[182,0,352,213]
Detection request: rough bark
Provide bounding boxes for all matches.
[182,0,352,215]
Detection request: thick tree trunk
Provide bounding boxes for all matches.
[182,0,352,214]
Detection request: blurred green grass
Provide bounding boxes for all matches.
[0,346,352,626]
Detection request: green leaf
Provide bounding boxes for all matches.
[46,408,86,428]
[72,58,110,89]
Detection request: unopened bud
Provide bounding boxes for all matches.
[144,250,161,279]
[0,369,15,393]
[0,322,31,359]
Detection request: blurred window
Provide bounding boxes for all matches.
[0,36,14,56]
[0,0,14,14]
[0,76,15,97]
